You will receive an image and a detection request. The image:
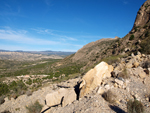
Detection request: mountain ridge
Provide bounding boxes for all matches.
[59,0,150,73]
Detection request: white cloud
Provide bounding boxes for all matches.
[0,28,59,45]
[31,28,78,41]
[0,27,83,51]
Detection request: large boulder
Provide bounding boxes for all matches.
[45,88,76,107]
[62,88,76,107]
[79,61,113,98]
[46,88,66,107]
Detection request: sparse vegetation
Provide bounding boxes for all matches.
[129,35,135,40]
[102,90,117,103]
[127,99,144,113]
[118,68,129,79]
[0,95,5,105]
[0,80,27,98]
[145,5,150,9]
[0,83,9,96]
[134,26,140,32]
[145,31,149,37]
[140,36,150,54]
[26,78,32,85]
[100,55,123,65]
[143,25,148,28]
[26,101,43,113]
[0,59,60,77]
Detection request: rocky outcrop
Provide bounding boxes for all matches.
[79,61,113,98]
[0,77,80,113]
[1,53,150,113]
[45,88,76,107]
[132,0,150,29]
[62,88,76,107]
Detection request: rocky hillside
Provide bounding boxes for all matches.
[1,52,150,113]
[111,0,150,55]
[59,0,150,72]
[0,0,150,113]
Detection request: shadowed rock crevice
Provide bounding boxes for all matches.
[74,81,82,100]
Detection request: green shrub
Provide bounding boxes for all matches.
[134,26,140,32]
[145,31,149,37]
[33,78,42,84]
[127,99,144,113]
[17,80,27,90]
[143,25,148,28]
[129,35,134,40]
[26,101,43,113]
[26,78,32,85]
[0,83,9,96]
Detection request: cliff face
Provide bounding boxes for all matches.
[132,0,150,29]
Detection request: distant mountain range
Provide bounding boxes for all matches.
[0,49,75,56]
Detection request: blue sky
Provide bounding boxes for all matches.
[0,0,146,52]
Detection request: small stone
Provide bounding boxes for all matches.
[131,53,135,57]
[142,54,146,57]
[135,94,138,99]
[133,62,139,68]
[145,104,149,107]
[146,97,149,101]
[104,84,110,90]
[114,83,118,87]
[137,51,141,56]
[115,79,124,86]
[97,86,104,94]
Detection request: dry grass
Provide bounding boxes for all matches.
[26,101,43,113]
[0,95,5,105]
[118,68,130,79]
[102,90,117,104]
[127,99,144,113]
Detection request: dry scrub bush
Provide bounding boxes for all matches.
[26,101,43,113]
[118,68,129,79]
[102,90,117,104]
[0,95,5,105]
[127,99,144,113]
